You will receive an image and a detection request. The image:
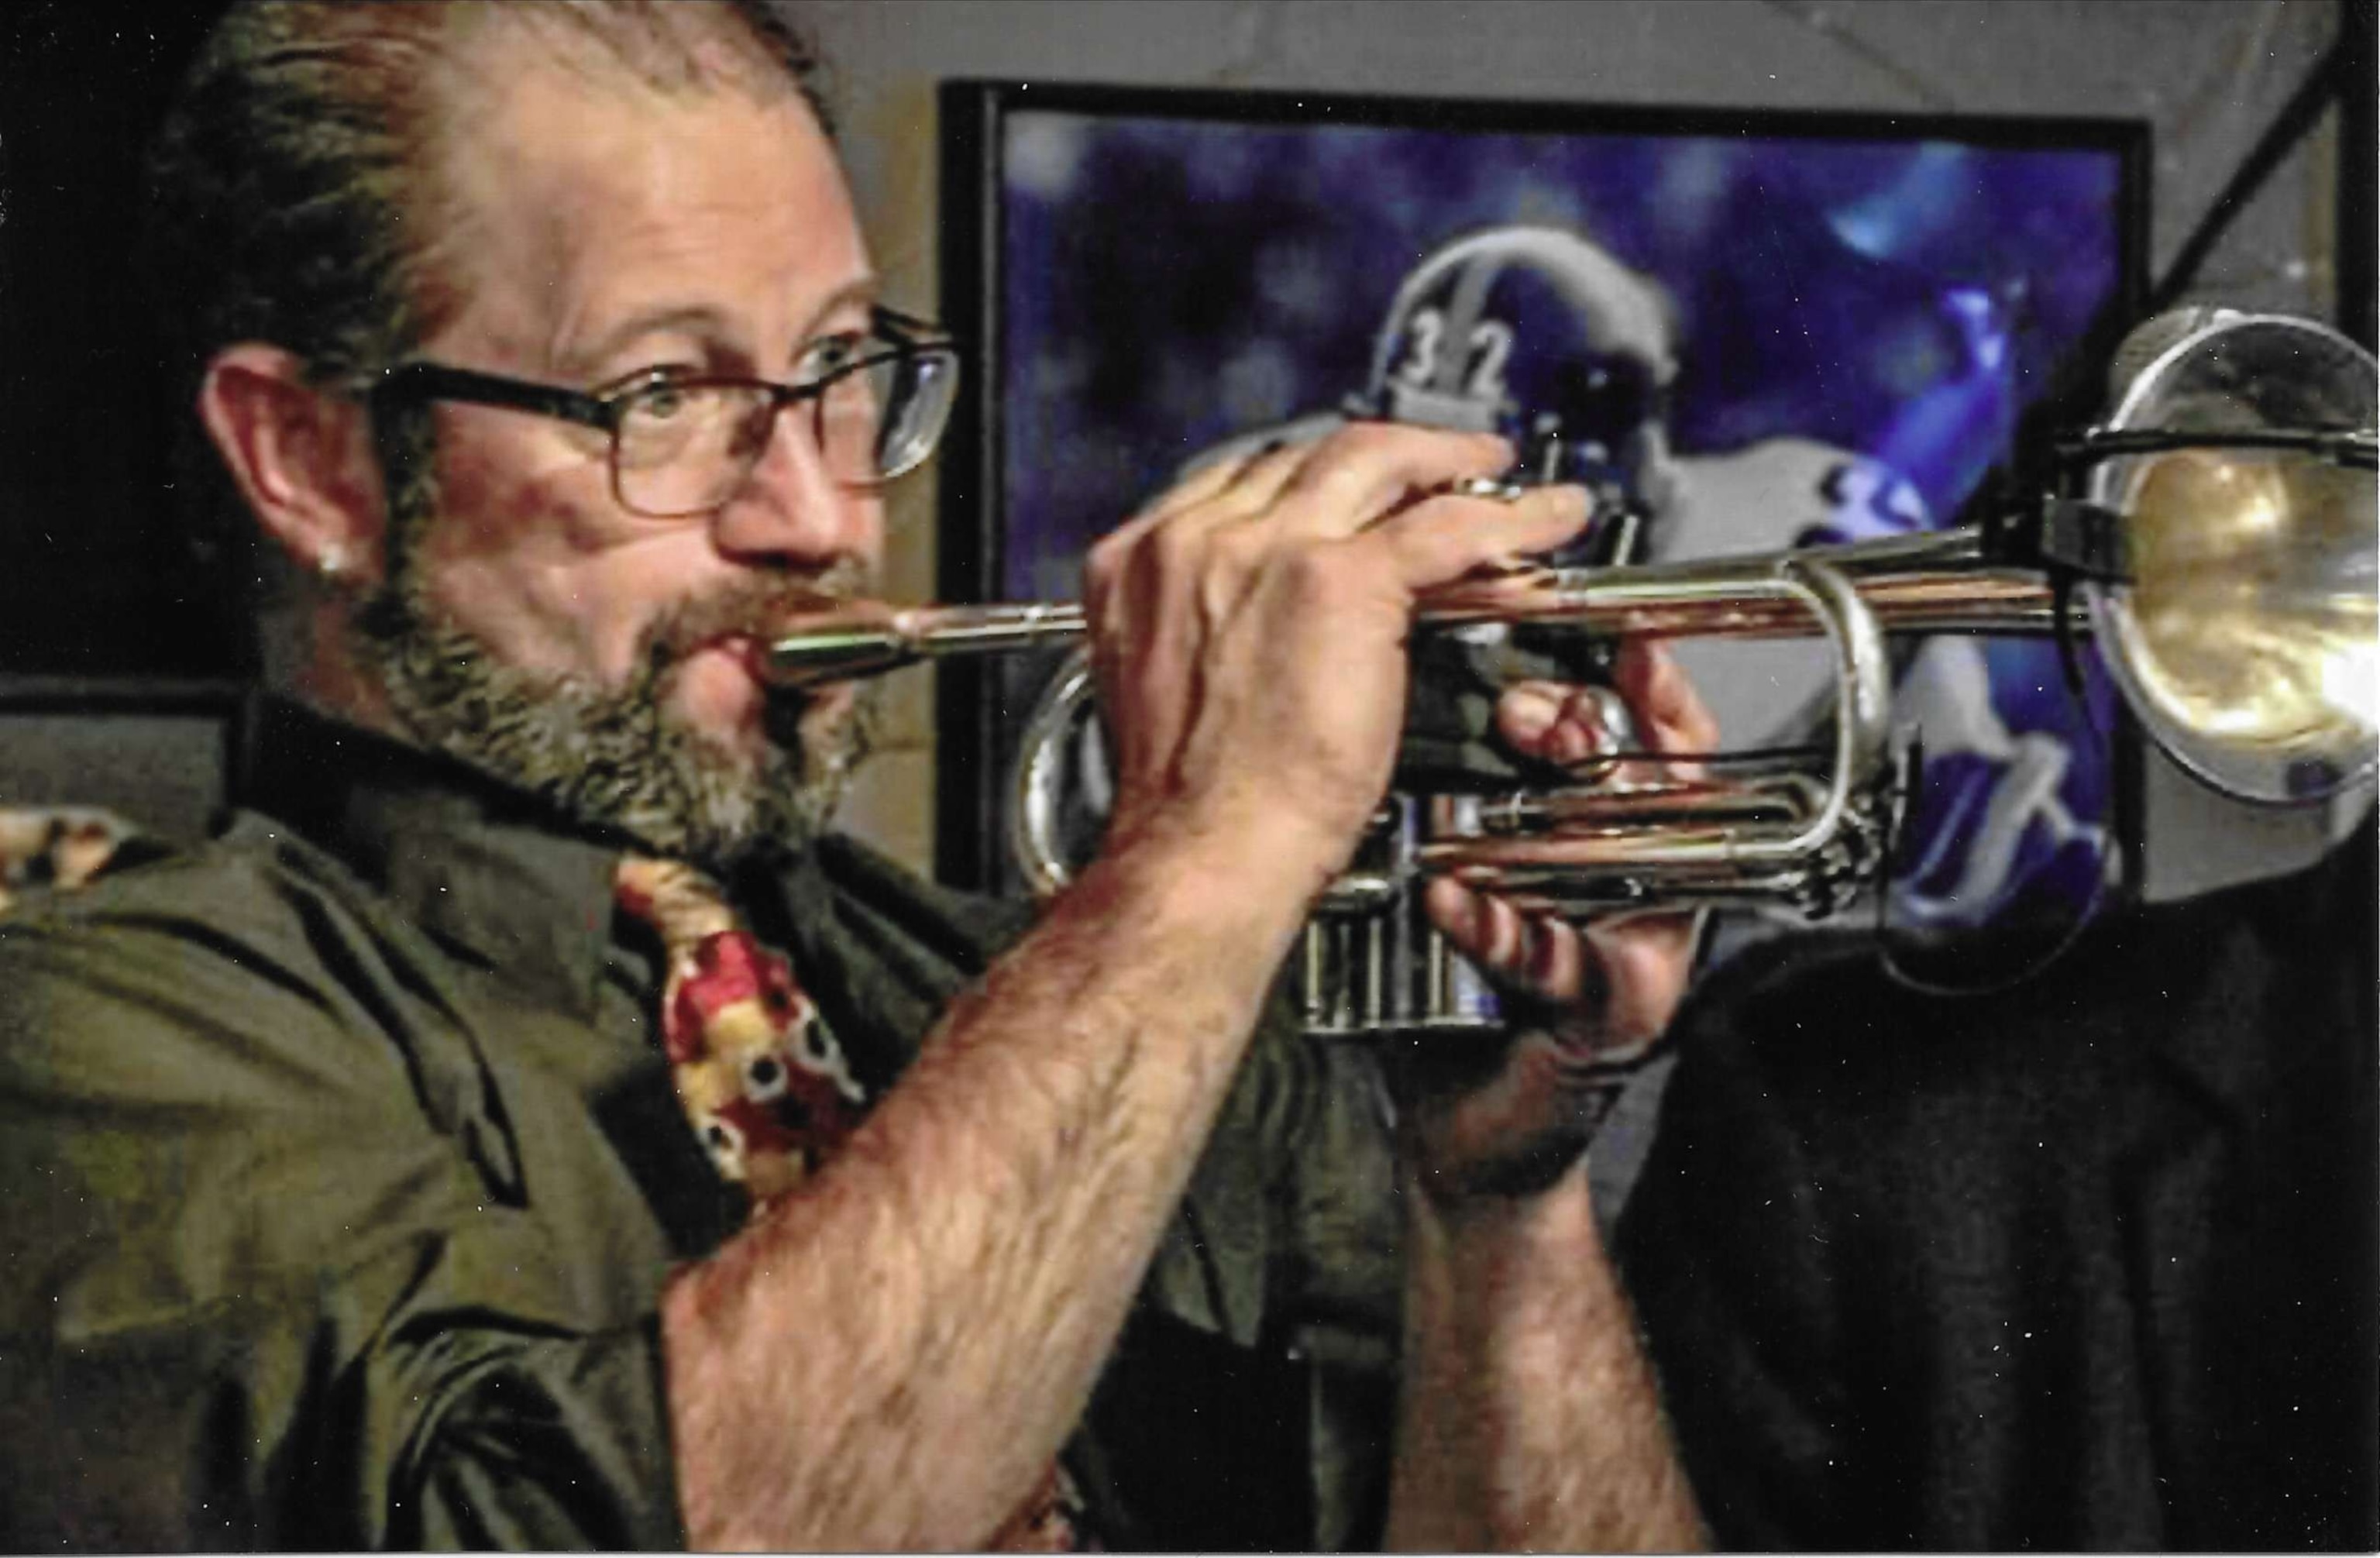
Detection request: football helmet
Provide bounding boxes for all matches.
[1354,225,1683,524]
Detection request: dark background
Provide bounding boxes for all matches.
[0,2,238,679]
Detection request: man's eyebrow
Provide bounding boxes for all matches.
[557,277,884,381]
[558,304,734,380]
[797,277,884,346]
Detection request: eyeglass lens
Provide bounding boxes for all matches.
[612,350,956,518]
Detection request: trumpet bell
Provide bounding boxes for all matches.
[2082,314,2378,803]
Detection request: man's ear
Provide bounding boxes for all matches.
[197,344,390,587]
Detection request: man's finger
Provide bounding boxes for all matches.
[1128,449,1247,525]
[1086,441,1312,721]
[1581,911,1701,1046]
[1522,913,1593,1008]
[1368,483,1591,593]
[1267,423,1515,541]
[1426,877,1525,970]
[1108,438,1311,550]
[1495,679,1632,769]
[1425,878,1601,1009]
[1615,641,1721,755]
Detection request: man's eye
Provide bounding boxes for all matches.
[636,382,690,420]
[801,335,865,380]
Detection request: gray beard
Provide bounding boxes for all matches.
[350,509,876,868]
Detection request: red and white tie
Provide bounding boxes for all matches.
[615,856,867,1202]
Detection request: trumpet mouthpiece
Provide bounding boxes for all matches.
[763,619,920,689]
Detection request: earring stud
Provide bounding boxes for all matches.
[319,543,347,580]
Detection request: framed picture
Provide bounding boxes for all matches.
[936,81,2149,934]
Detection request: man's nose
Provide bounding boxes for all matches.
[710,401,878,564]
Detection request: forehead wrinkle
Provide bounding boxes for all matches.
[540,202,771,375]
[546,205,879,384]
[431,71,852,380]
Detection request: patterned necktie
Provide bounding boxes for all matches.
[614,855,868,1202]
[613,855,1092,1548]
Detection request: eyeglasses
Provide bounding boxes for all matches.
[370,306,961,518]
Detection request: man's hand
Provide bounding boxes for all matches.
[1082,424,1591,907]
[1382,641,1717,1552]
[1402,641,1719,1204]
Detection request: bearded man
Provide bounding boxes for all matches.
[0,2,1712,1549]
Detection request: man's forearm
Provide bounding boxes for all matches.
[660,834,1315,1550]
[1384,1171,1706,1553]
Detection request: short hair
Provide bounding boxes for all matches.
[141,0,834,594]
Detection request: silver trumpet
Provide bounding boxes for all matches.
[765,312,2378,1036]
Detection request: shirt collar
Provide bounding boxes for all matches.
[227,696,634,1020]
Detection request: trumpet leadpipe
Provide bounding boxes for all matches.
[764,601,1089,688]
[1412,560,2077,639]
[761,528,2088,689]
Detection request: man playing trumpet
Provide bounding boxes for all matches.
[0,2,1712,1548]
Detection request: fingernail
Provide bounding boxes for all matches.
[1503,684,1562,741]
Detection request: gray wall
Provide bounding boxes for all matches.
[0,707,231,843]
[793,0,2361,893]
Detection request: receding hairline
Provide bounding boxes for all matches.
[385,2,837,363]
[439,2,823,112]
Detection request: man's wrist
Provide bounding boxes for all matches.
[1388,1020,1642,1211]
[1402,1156,1608,1294]
[1093,803,1351,938]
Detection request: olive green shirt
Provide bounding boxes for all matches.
[0,700,1402,1549]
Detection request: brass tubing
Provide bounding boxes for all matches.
[1416,559,1893,886]
[762,528,2084,689]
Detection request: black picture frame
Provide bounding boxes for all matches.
[936,81,2150,908]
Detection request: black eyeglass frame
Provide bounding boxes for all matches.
[366,305,961,518]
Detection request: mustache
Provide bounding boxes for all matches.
[640,557,878,671]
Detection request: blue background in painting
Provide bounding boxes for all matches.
[998,113,2124,590]
[985,108,2134,913]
